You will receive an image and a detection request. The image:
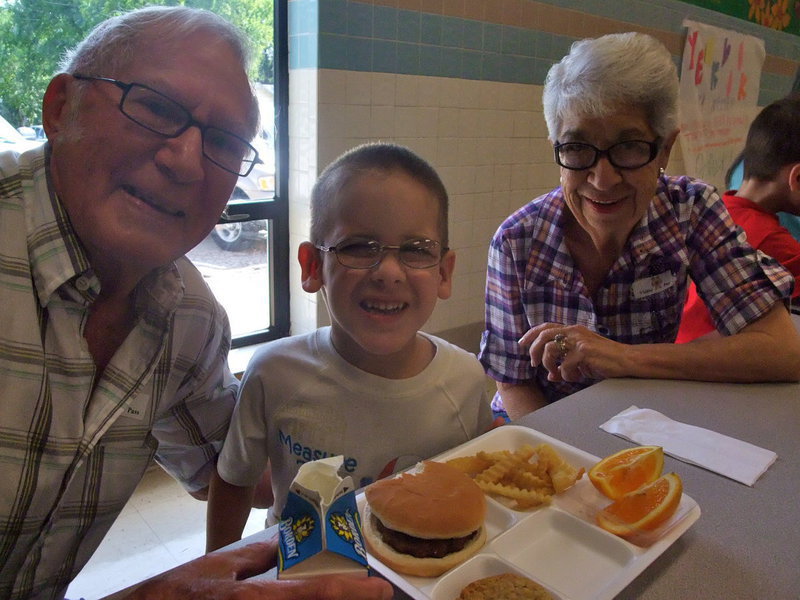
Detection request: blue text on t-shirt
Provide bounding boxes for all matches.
[278,429,358,472]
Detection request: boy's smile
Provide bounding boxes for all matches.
[300,168,455,378]
[361,299,407,315]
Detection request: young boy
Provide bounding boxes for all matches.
[677,93,800,342]
[206,143,494,551]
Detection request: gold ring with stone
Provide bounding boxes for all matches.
[554,333,568,356]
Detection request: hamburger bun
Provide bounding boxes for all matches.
[363,461,487,577]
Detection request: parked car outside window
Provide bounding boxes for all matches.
[0,114,43,151]
[210,127,275,251]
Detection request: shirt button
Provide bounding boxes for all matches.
[75,276,90,291]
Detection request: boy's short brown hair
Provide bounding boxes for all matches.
[310,143,449,248]
[742,93,800,181]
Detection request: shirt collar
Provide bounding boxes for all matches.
[522,189,579,287]
[531,182,672,283]
[25,144,93,306]
[623,179,671,265]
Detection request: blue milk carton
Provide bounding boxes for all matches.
[278,456,369,579]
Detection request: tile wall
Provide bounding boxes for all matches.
[287,0,800,351]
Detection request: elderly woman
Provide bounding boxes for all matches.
[479,32,800,420]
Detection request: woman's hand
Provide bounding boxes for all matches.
[519,323,631,383]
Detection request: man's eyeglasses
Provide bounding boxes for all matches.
[72,74,259,177]
[553,139,661,171]
[316,238,446,269]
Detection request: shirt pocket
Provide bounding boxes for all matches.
[626,277,684,341]
[522,279,593,329]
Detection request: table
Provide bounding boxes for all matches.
[107,377,800,599]
[514,377,800,599]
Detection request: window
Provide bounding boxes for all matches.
[186,1,290,348]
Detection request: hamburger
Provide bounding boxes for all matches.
[362,460,487,577]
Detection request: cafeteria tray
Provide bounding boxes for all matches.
[356,425,700,600]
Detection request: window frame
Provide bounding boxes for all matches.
[224,0,290,349]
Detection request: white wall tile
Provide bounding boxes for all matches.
[417,77,441,108]
[370,105,396,138]
[371,73,397,106]
[395,74,419,107]
[345,71,373,105]
[436,109,461,138]
[318,69,347,105]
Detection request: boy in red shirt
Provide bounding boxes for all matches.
[677,94,800,342]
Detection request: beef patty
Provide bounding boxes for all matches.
[373,515,479,559]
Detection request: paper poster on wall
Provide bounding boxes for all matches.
[678,19,765,190]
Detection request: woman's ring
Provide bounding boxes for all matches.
[554,333,568,356]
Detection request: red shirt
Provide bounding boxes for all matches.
[677,191,800,342]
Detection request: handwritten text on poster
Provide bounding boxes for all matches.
[679,20,764,189]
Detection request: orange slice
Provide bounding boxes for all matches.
[588,445,664,499]
[596,472,683,538]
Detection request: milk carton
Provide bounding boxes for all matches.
[277,456,369,579]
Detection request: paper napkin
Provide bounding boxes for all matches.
[599,405,777,486]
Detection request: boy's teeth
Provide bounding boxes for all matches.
[363,301,405,312]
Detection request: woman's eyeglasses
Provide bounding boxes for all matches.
[554,139,661,171]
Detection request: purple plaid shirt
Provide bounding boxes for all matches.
[479,175,793,407]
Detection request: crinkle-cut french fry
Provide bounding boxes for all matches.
[510,469,553,492]
[477,480,552,508]
[445,455,495,475]
[534,443,562,470]
[475,458,514,484]
[444,441,584,510]
[550,462,585,493]
[516,443,537,461]
[477,449,511,462]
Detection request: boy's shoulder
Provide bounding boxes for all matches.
[422,333,484,371]
[245,328,333,371]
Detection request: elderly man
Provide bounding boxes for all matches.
[0,6,390,600]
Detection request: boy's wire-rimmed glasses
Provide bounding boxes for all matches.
[72,74,259,177]
[316,238,447,269]
[553,138,661,171]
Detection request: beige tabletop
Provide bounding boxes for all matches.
[513,377,800,599]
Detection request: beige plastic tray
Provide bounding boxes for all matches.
[357,426,700,600]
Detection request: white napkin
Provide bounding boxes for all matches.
[599,405,777,486]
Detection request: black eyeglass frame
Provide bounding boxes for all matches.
[72,74,259,177]
[553,138,661,171]
[315,238,449,270]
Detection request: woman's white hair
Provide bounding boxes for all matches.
[59,6,258,136]
[542,32,679,141]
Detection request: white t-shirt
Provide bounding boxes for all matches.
[217,327,493,521]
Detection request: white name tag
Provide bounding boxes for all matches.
[631,271,676,299]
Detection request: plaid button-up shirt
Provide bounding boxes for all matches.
[0,145,238,599]
[479,175,793,406]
